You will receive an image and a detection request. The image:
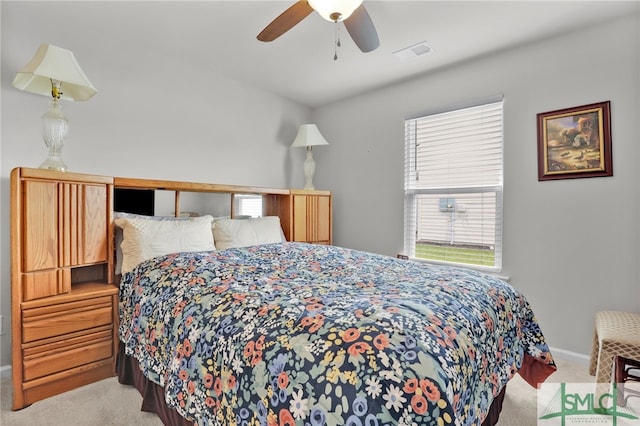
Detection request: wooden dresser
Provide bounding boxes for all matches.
[10,167,117,410]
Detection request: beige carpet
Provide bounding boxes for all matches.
[0,357,593,426]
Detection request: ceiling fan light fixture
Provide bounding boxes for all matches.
[308,0,364,22]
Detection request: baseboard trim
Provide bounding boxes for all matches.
[549,346,590,366]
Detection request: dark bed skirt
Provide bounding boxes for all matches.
[117,343,194,426]
[117,342,505,426]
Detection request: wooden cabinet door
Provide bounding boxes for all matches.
[292,195,308,242]
[81,184,108,264]
[292,193,332,244]
[23,181,58,273]
[314,195,331,243]
[59,183,108,267]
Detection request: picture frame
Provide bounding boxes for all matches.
[537,101,612,181]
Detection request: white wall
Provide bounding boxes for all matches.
[312,12,640,356]
[0,3,312,366]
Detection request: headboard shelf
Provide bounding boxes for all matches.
[114,176,294,220]
[114,176,290,195]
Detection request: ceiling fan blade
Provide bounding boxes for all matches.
[343,4,379,53]
[257,1,314,42]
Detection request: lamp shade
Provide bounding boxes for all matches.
[290,124,330,148]
[12,44,97,101]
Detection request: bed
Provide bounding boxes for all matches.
[115,214,556,426]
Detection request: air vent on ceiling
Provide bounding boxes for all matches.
[392,41,432,61]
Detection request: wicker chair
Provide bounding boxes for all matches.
[589,311,640,394]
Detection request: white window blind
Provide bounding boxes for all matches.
[404,100,503,270]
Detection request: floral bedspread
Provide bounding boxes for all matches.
[119,242,555,426]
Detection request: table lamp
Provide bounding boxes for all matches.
[291,124,329,190]
[12,44,97,172]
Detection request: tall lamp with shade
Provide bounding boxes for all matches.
[12,44,97,172]
[291,124,329,190]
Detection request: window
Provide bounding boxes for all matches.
[234,194,263,217]
[404,100,503,271]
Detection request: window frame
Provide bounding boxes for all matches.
[403,99,504,272]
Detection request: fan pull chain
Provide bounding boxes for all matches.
[331,13,342,61]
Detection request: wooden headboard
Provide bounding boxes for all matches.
[112,176,292,230]
[10,166,331,410]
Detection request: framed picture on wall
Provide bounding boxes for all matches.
[537,101,612,181]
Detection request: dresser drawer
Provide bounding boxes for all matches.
[22,296,113,343]
[23,327,113,381]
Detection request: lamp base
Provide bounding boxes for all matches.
[39,155,68,172]
[303,147,316,190]
[40,97,69,172]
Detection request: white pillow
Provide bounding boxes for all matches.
[115,215,215,274]
[114,212,189,275]
[212,216,285,250]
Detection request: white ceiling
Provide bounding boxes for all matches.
[9,1,639,108]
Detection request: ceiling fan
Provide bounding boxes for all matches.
[257,0,380,56]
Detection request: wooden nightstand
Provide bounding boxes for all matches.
[268,189,332,245]
[10,167,117,410]
[289,189,332,245]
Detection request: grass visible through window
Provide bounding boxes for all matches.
[415,243,495,267]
